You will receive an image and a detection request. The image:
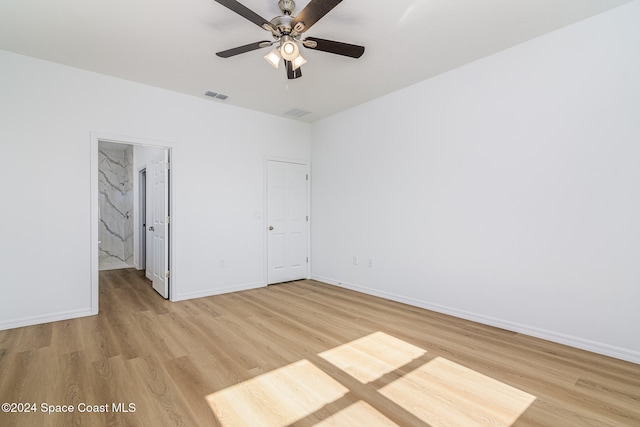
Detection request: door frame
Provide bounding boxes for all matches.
[263,156,311,285]
[137,167,147,272]
[90,131,175,314]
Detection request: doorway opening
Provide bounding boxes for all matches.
[91,133,173,314]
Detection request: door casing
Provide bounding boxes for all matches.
[138,167,146,271]
[90,132,175,313]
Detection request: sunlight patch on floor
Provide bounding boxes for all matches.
[380,356,537,427]
[206,332,536,426]
[206,359,348,426]
[315,400,398,426]
[319,331,426,383]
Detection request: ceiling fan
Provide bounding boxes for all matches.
[214,0,365,79]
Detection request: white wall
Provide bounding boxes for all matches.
[0,50,310,329]
[311,2,640,363]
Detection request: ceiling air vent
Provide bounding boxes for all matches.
[284,108,311,118]
[204,91,229,100]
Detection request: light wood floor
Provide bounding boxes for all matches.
[1,269,639,426]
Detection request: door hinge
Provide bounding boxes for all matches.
[306,257,309,263]
[166,162,170,170]
[166,216,170,224]
[165,271,171,278]
[306,215,309,222]
[306,174,308,181]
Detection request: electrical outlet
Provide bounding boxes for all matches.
[368,258,374,268]
[353,256,358,265]
[220,259,225,268]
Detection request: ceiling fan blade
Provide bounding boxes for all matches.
[285,60,302,79]
[292,0,343,33]
[213,0,275,31]
[216,41,271,58]
[303,37,365,58]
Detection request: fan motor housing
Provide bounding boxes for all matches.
[271,15,295,35]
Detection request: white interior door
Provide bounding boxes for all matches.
[267,160,309,285]
[151,150,169,298]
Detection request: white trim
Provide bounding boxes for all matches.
[311,274,640,365]
[90,131,177,312]
[263,156,311,285]
[135,166,148,271]
[0,308,94,331]
[134,166,145,270]
[172,281,265,301]
[90,136,99,315]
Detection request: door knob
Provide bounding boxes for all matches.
[269,226,274,230]
[149,226,155,231]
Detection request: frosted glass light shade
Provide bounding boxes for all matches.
[280,40,299,61]
[264,48,281,69]
[291,54,307,70]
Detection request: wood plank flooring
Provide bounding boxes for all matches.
[1,268,639,426]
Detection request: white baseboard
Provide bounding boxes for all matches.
[311,275,640,365]
[0,308,94,331]
[172,281,265,302]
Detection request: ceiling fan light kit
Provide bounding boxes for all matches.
[214,0,365,79]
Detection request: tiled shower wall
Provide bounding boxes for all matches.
[98,142,134,270]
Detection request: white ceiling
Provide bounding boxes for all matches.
[0,0,632,122]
